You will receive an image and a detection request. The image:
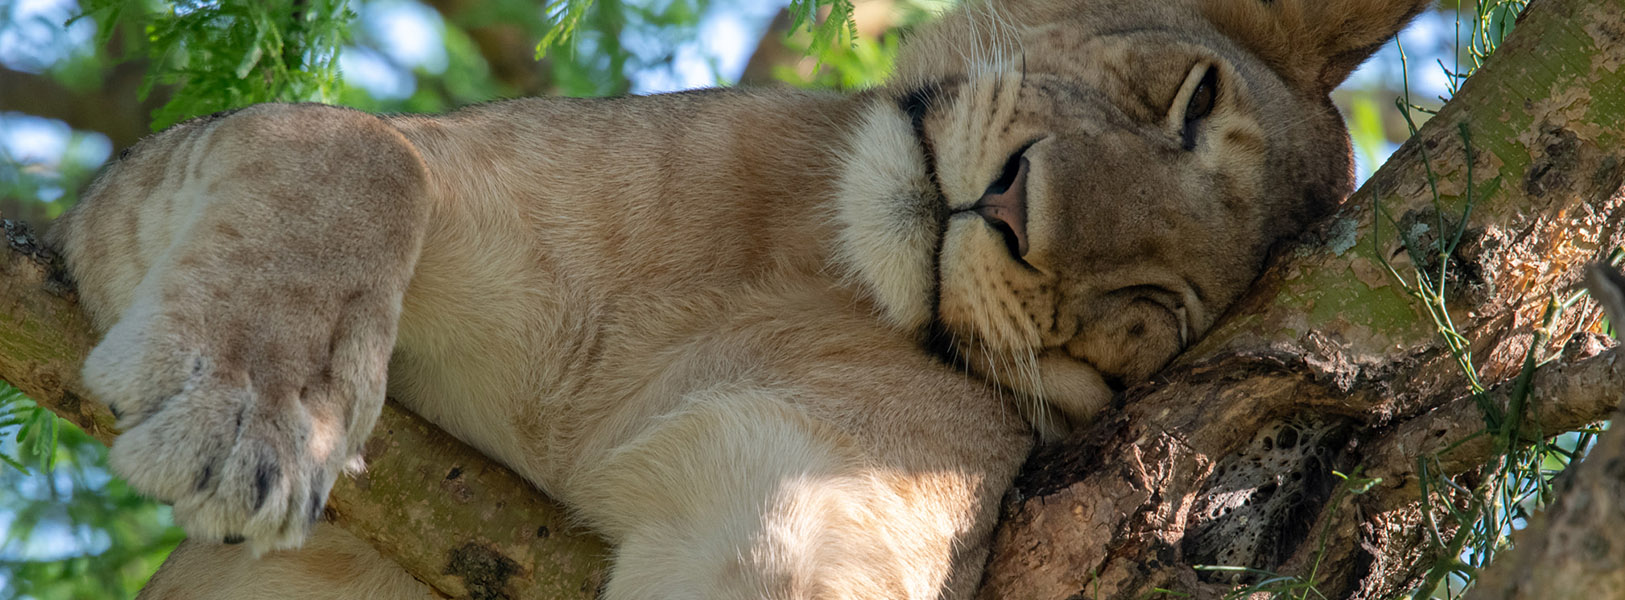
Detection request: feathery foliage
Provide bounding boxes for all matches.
[73,0,353,129]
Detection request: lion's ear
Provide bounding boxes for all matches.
[1203,0,1434,94]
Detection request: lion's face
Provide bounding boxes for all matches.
[835,0,1426,437]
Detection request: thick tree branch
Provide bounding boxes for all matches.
[1465,399,1625,599]
[980,0,1625,597]
[1461,266,1625,599]
[1366,340,1620,510]
[0,62,167,152]
[0,220,607,598]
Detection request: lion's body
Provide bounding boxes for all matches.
[48,1,1430,597]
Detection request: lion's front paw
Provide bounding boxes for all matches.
[86,301,381,555]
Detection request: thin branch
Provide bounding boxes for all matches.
[1465,399,1625,598]
[1465,264,1625,598]
[1366,343,1622,511]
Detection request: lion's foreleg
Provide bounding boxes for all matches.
[50,103,433,552]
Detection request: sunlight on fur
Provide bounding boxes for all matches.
[49,0,1433,597]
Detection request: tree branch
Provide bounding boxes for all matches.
[0,62,167,152]
[737,1,896,86]
[1462,265,1625,598]
[1365,340,1620,511]
[980,0,1625,596]
[1465,397,1625,598]
[416,0,555,97]
[0,219,607,598]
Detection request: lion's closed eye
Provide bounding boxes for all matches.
[1174,63,1221,150]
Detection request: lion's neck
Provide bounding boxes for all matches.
[398,88,881,297]
[382,88,917,481]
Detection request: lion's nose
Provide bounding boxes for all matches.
[973,155,1030,257]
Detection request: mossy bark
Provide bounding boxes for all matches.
[979,0,1625,598]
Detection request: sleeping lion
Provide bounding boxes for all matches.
[49,0,1429,597]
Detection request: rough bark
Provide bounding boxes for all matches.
[0,220,608,597]
[0,0,1621,598]
[979,0,1625,597]
[1462,266,1625,600]
[1466,401,1625,600]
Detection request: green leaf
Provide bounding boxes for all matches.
[535,0,596,59]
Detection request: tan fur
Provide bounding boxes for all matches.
[49,0,1429,597]
[138,524,435,600]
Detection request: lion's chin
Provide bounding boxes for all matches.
[951,342,1116,441]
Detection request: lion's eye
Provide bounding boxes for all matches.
[1180,65,1219,151]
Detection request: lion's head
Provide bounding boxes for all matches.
[834,0,1430,438]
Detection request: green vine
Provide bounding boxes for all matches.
[1375,3,1609,597]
